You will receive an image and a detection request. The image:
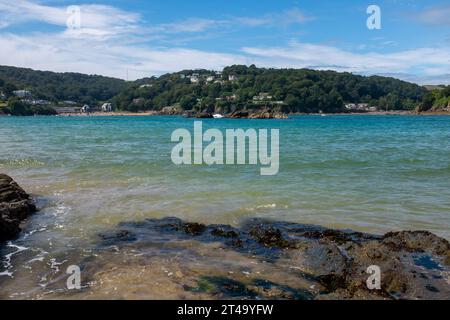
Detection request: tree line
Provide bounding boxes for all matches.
[111,65,427,113]
[0,65,125,105]
[0,64,441,116]
[418,86,450,112]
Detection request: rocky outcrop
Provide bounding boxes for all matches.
[181,109,289,119]
[228,110,250,118]
[158,106,182,115]
[98,217,450,300]
[228,109,288,119]
[195,112,214,118]
[0,174,36,242]
[248,109,288,119]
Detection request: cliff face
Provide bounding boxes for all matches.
[0,174,36,242]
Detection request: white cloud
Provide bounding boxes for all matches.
[234,8,314,27]
[241,41,450,83]
[0,0,140,38]
[280,8,314,25]
[152,8,313,34]
[157,18,226,33]
[379,73,450,86]
[0,0,312,36]
[1,32,448,84]
[416,5,450,26]
[0,33,248,79]
[0,1,448,84]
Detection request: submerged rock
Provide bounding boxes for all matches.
[98,229,137,245]
[6,215,446,300]
[0,174,36,242]
[97,217,450,300]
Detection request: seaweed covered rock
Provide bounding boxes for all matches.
[195,112,214,119]
[97,217,450,300]
[228,109,288,119]
[228,110,249,118]
[248,109,288,119]
[0,174,36,241]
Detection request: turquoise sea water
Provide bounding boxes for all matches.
[1,114,450,298]
[1,115,450,241]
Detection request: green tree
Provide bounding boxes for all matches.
[418,92,434,112]
[179,94,197,110]
[6,97,29,115]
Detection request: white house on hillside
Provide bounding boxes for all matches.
[253,93,273,101]
[101,103,113,112]
[189,74,199,83]
[13,90,32,98]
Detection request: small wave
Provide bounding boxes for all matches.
[245,203,276,211]
[402,166,450,176]
[246,203,287,211]
[53,203,70,217]
[0,242,29,277]
[25,248,49,266]
[22,226,48,240]
[27,256,45,264]
[49,258,67,273]
[0,158,45,168]
[39,199,71,219]
[256,203,277,209]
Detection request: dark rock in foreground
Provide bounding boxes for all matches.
[0,174,36,242]
[98,217,450,300]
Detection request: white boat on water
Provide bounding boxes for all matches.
[213,114,224,119]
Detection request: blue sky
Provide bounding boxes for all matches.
[0,0,449,83]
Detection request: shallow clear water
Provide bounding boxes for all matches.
[1,115,450,298]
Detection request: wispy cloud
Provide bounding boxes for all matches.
[0,33,248,79]
[154,8,314,34]
[155,18,227,34]
[0,0,448,84]
[0,0,140,38]
[242,41,450,82]
[0,0,312,36]
[415,5,450,26]
[1,32,448,84]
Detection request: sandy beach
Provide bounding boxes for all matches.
[53,110,450,118]
[58,111,160,117]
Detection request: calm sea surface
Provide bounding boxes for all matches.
[1,115,450,297]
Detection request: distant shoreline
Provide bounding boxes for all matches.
[53,110,450,117]
[3,110,448,118]
[57,111,160,117]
